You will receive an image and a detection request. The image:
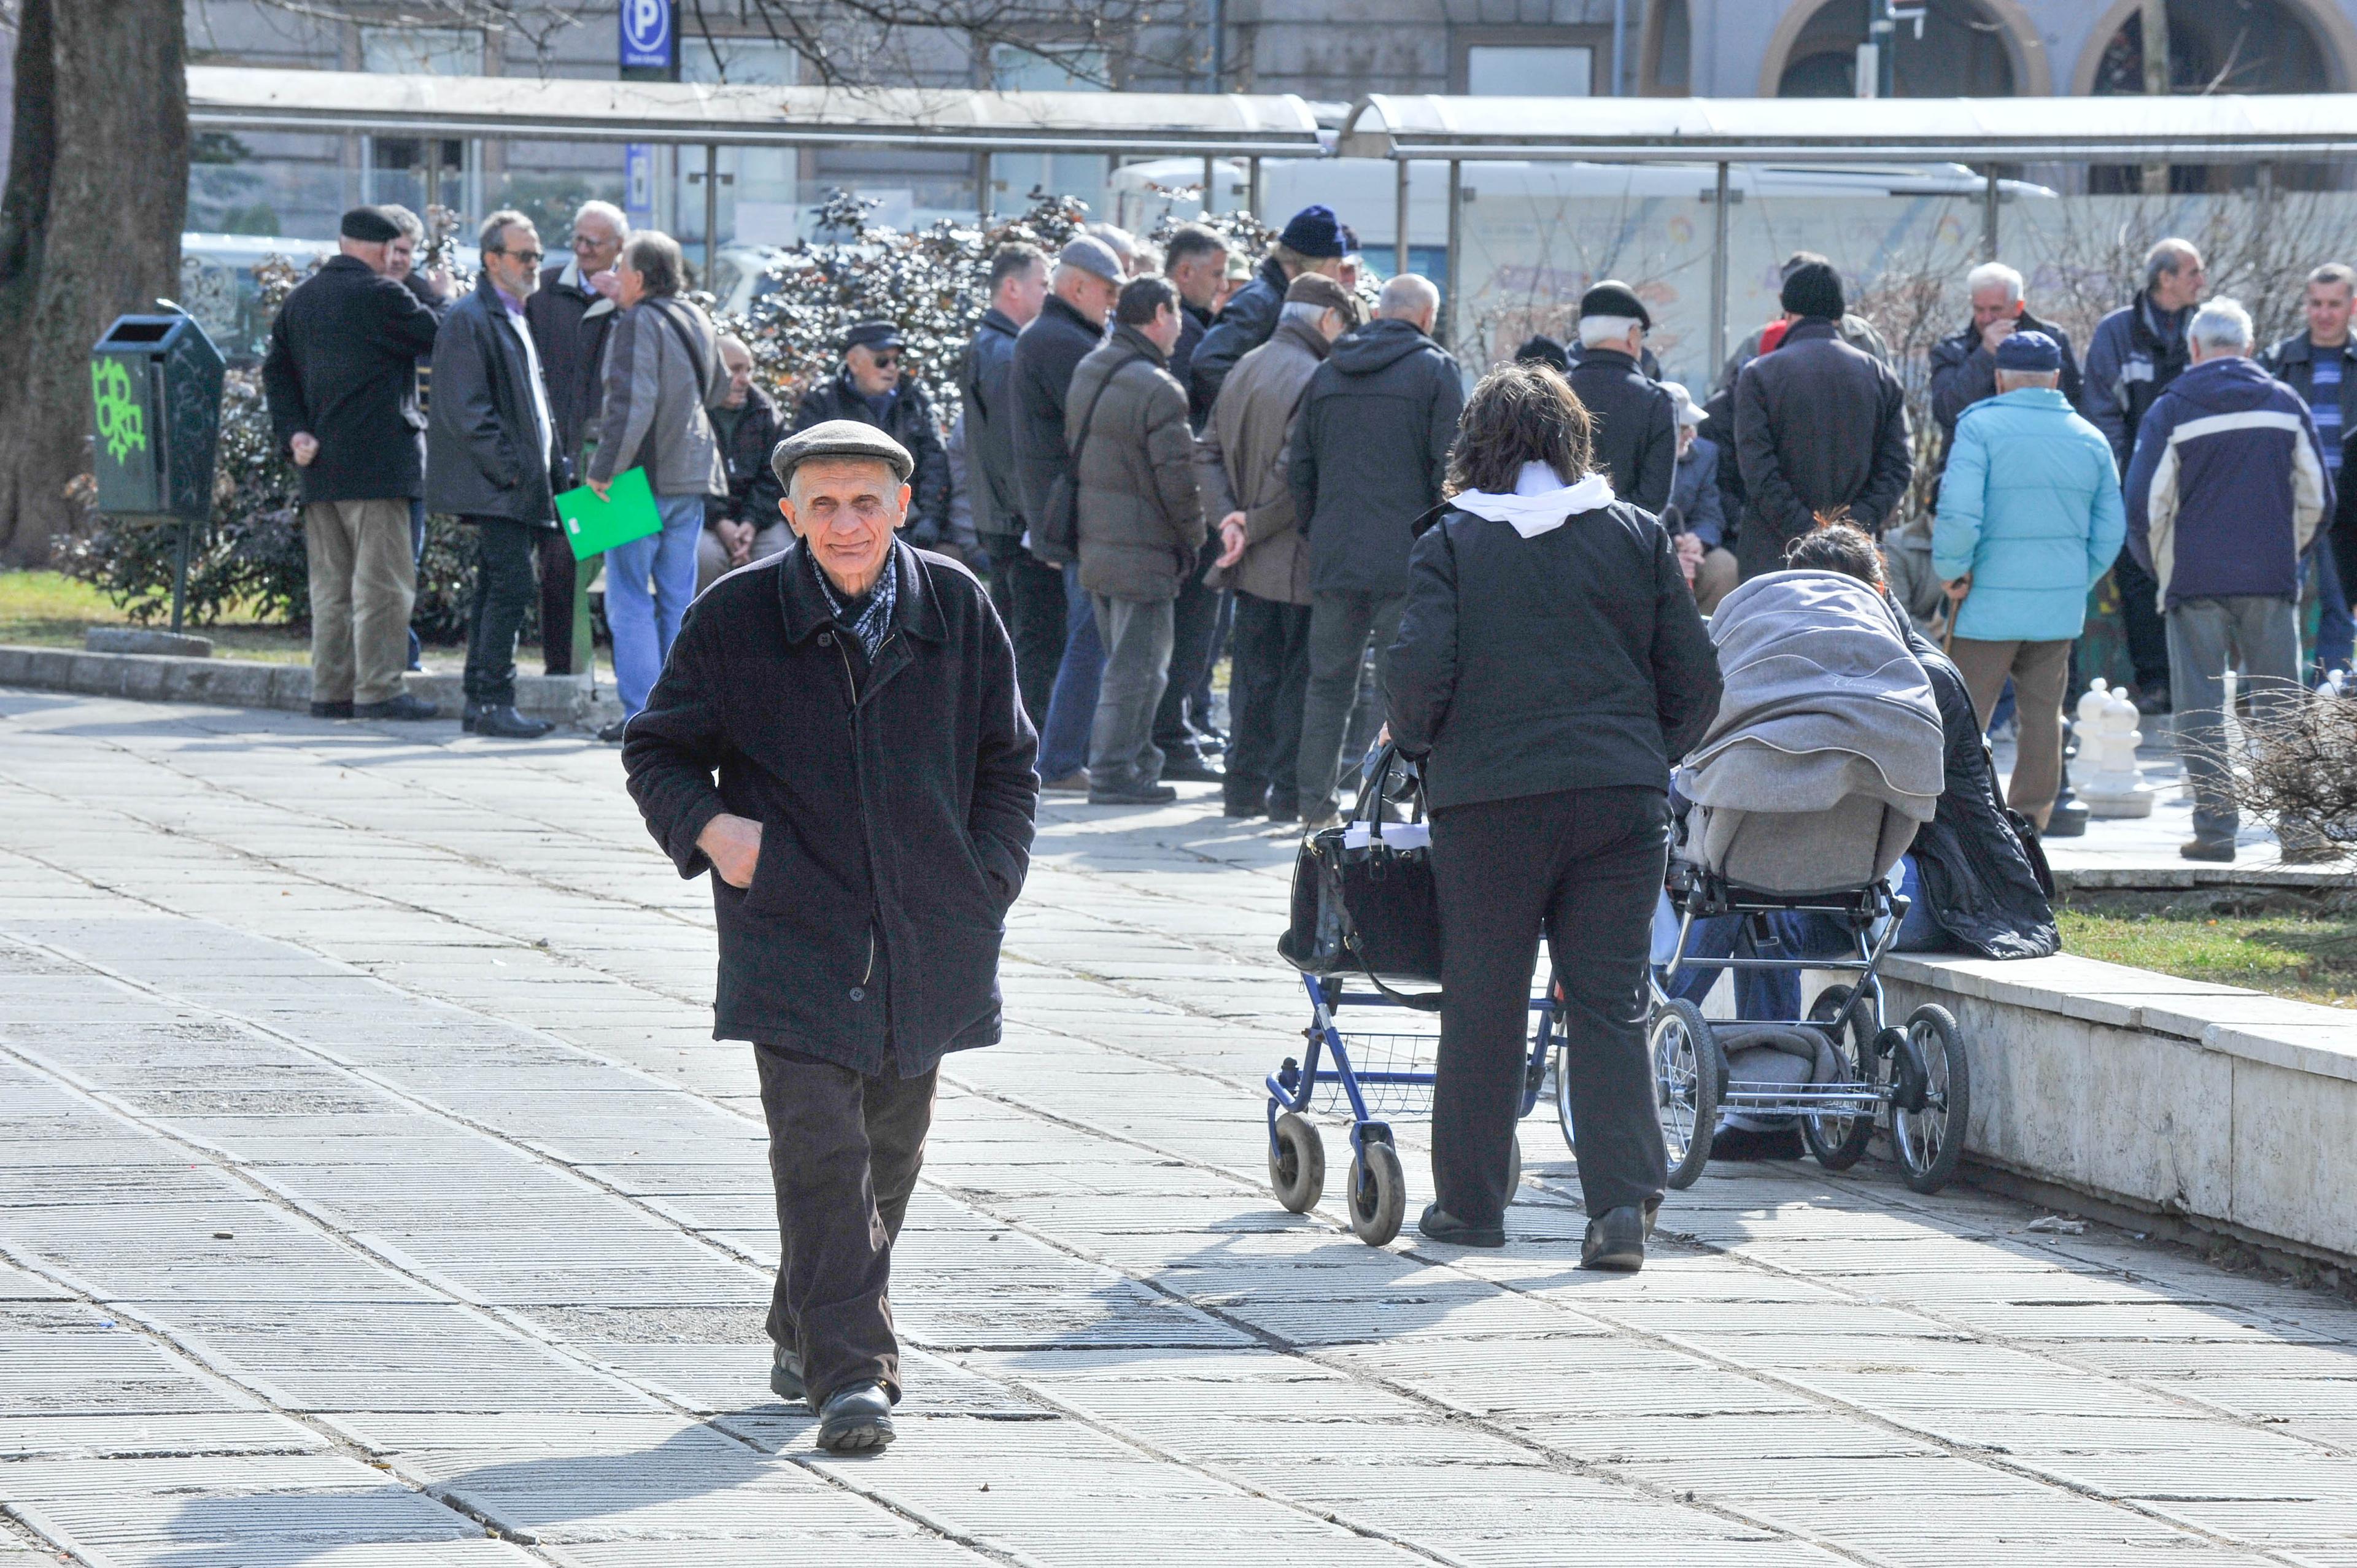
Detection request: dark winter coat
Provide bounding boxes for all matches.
[1173,298,1215,427]
[2259,330,2357,444]
[1386,498,1722,812]
[424,276,559,527]
[1927,307,2083,469]
[1565,346,1677,514]
[2084,293,2192,470]
[524,260,617,462]
[1289,318,1465,597]
[1190,255,1287,415]
[1068,323,1203,601]
[1731,317,1913,579]
[711,384,786,528]
[1904,627,2057,959]
[1010,292,1107,564]
[956,306,1024,538]
[792,368,951,543]
[621,538,1040,1077]
[260,254,442,503]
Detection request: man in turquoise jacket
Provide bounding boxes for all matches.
[1933,331,2125,828]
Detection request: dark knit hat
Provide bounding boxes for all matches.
[1779,260,1846,320]
[1578,279,1651,330]
[1277,204,1347,260]
[1512,334,1570,372]
[1995,329,2064,373]
[339,206,402,244]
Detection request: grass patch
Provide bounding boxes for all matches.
[2059,886,2357,1010]
[1,570,312,663]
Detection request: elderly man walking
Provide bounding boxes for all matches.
[261,205,443,720]
[1289,273,1462,829]
[1935,331,2124,830]
[1069,277,1204,806]
[2126,299,2334,863]
[623,421,1038,1453]
[1198,275,1358,821]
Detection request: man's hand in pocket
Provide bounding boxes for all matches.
[696,813,764,889]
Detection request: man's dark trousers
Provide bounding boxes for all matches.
[1298,590,1405,818]
[2112,546,2173,697]
[985,532,1067,730]
[1154,539,1222,758]
[756,1042,937,1407]
[1428,785,1670,1229]
[538,535,578,676]
[1224,592,1310,813]
[462,517,542,706]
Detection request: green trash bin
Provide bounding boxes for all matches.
[90,311,226,629]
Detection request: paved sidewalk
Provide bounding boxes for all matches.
[2,689,2354,1567]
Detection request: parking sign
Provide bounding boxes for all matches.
[619,0,675,75]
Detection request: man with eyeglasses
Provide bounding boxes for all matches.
[789,320,951,546]
[524,199,629,676]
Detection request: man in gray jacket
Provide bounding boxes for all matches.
[1197,275,1358,821]
[1070,277,1204,806]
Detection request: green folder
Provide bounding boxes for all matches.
[555,466,663,561]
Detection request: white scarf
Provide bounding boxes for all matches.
[1450,460,1617,538]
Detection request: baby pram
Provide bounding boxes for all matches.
[1271,746,1558,1246]
[1647,570,1975,1195]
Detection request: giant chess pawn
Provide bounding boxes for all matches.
[2075,677,2154,817]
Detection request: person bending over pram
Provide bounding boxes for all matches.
[1666,524,2056,1158]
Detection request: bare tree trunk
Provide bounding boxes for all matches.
[0,0,188,566]
[2138,0,2172,196]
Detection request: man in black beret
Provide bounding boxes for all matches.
[1730,260,1914,581]
[790,319,953,547]
[261,205,444,720]
[623,417,1038,1454]
[1565,280,1678,515]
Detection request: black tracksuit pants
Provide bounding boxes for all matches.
[755,1043,937,1408]
[1429,784,1670,1228]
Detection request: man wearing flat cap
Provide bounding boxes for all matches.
[791,319,952,545]
[261,205,444,720]
[1565,280,1678,516]
[622,419,1039,1454]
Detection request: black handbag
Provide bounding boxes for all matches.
[1277,744,1444,1010]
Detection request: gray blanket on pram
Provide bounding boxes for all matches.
[1676,570,1945,824]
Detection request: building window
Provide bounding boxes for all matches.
[358,25,481,77]
[1452,28,1607,96]
[1647,0,1692,94]
[1774,0,2016,98]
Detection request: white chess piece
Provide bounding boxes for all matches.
[2075,677,2154,817]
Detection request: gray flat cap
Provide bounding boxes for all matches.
[769,419,914,489]
[1058,235,1125,286]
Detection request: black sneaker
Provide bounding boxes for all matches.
[352,693,441,721]
[1089,781,1178,806]
[309,700,354,720]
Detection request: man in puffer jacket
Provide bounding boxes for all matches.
[2125,298,2334,862]
[1933,331,2124,830]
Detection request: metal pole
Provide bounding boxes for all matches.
[702,143,719,282]
[1709,161,1730,379]
[1203,153,1217,216]
[1444,159,1462,351]
[1982,166,2000,261]
[1210,0,1226,89]
[978,150,992,222]
[169,520,191,635]
[1395,157,1410,277]
[1612,0,1627,96]
[1248,155,1263,217]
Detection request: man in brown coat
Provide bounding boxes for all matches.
[1070,276,1204,805]
[1196,274,1359,820]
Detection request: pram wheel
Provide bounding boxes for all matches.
[1268,1112,1326,1213]
[1802,986,1876,1171]
[1892,1005,1971,1195]
[1347,1138,1406,1245]
[1649,1000,1720,1190]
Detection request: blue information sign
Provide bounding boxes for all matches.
[619,0,673,72]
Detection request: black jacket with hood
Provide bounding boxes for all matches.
[1565,345,1677,514]
[1288,318,1465,597]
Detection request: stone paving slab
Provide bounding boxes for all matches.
[2,690,2355,1566]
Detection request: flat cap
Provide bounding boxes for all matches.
[769,419,915,489]
[843,319,904,352]
[1579,279,1651,330]
[1058,235,1125,285]
[339,205,402,243]
[1995,329,2064,373]
[1284,273,1358,319]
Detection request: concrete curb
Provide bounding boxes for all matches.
[0,643,602,726]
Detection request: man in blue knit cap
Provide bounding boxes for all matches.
[1189,204,1350,414]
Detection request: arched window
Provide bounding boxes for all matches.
[2089,0,2334,191]
[1775,0,2019,98]
[1643,0,1692,95]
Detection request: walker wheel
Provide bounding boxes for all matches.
[1802,986,1876,1171]
[1894,1005,1972,1195]
[1347,1138,1406,1246]
[1650,1000,1720,1191]
[1268,1111,1326,1213]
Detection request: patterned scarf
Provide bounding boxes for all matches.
[808,543,899,660]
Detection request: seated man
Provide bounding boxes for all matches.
[1665,524,2057,1156]
[695,333,789,595]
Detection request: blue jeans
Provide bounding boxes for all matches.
[1037,564,1105,779]
[406,497,427,671]
[606,493,705,717]
[2310,546,2355,679]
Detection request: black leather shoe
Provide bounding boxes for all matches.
[1264,800,1301,825]
[1221,797,1268,819]
[1090,781,1177,805]
[769,1345,807,1409]
[461,700,484,733]
[474,705,554,739]
[815,1381,895,1451]
[352,693,440,721]
[1581,1203,1657,1272]
[1416,1203,1504,1248]
[597,718,629,744]
[1160,753,1225,783]
[309,700,354,720]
